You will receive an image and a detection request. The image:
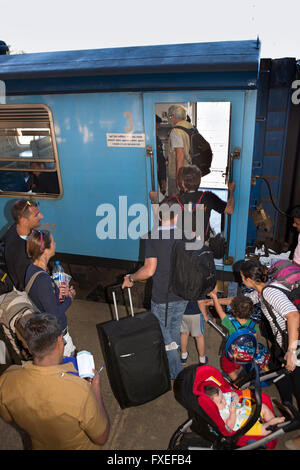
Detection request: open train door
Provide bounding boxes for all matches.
[143,90,257,275]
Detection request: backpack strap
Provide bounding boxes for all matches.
[263,284,289,296]
[193,192,206,211]
[166,192,207,212]
[173,125,197,136]
[230,318,256,332]
[169,195,185,211]
[25,270,47,293]
[164,239,181,327]
[231,318,242,331]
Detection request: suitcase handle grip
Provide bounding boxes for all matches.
[110,283,123,290]
[110,285,134,321]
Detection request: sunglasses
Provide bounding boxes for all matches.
[31,228,46,253]
[20,200,39,215]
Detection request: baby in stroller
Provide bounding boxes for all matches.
[169,364,293,450]
[203,385,285,436]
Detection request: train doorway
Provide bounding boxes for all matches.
[154,101,231,236]
[143,90,257,268]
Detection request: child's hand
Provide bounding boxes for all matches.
[208,285,218,298]
[231,392,239,405]
[198,299,209,311]
[202,312,210,323]
[229,402,237,416]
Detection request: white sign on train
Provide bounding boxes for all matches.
[106,133,146,148]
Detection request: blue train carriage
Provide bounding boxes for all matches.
[246,57,300,257]
[0,39,261,276]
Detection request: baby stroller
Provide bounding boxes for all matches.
[168,363,300,450]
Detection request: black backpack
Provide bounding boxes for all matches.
[169,240,216,301]
[168,193,226,259]
[174,126,213,177]
[0,240,13,295]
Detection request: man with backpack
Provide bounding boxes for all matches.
[0,200,43,363]
[122,198,188,380]
[166,165,235,366]
[168,165,235,242]
[3,199,43,291]
[166,105,213,196]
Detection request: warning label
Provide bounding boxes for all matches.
[106,133,145,148]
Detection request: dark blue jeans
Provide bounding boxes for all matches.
[151,299,188,379]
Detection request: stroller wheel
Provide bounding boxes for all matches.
[168,419,212,450]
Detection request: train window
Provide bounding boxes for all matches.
[0,104,62,198]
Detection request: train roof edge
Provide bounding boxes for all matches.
[0,39,260,79]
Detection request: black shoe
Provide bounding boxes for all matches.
[199,356,208,365]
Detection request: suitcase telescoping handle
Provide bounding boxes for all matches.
[111,284,134,321]
[207,319,227,338]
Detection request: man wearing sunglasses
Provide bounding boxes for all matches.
[3,199,43,291]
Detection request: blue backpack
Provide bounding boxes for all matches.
[225,319,257,364]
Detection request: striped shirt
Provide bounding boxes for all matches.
[246,282,297,348]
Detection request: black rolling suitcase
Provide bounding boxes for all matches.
[97,285,171,409]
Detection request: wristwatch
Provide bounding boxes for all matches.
[287,348,297,354]
[126,274,135,284]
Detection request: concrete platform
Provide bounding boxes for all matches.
[0,297,299,451]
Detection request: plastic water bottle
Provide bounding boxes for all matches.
[52,261,65,286]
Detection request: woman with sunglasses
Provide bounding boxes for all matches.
[25,230,76,356]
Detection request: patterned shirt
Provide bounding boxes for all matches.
[246,282,297,348]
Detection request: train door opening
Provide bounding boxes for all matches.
[154,101,231,235]
[143,90,257,267]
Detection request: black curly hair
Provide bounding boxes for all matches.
[240,259,269,284]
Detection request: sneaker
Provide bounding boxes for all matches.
[199,356,208,365]
[181,352,189,365]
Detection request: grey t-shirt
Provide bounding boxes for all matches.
[170,129,184,148]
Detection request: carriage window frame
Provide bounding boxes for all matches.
[0,104,62,199]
